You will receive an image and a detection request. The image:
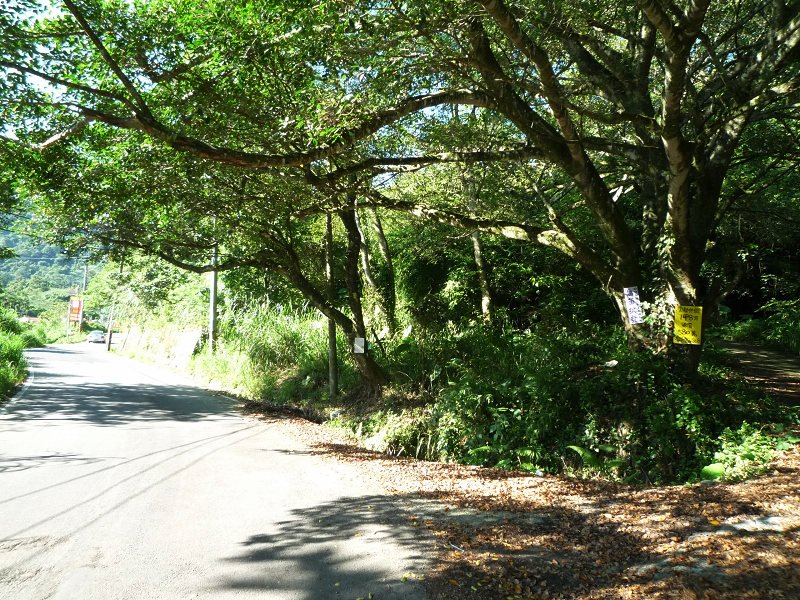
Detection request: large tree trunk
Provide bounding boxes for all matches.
[353,208,396,336]
[325,213,338,399]
[340,207,389,387]
[276,238,388,388]
[339,209,367,338]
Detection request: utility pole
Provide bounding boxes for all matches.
[208,242,218,354]
[106,261,123,351]
[105,304,114,351]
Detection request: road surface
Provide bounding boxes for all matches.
[0,345,429,599]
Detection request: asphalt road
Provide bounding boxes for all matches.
[0,345,429,600]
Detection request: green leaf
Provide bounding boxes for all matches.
[567,445,601,468]
[701,463,726,480]
[468,445,492,456]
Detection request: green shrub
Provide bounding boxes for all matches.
[0,330,26,398]
[702,422,776,482]
[343,321,790,484]
[20,327,47,348]
[353,408,438,458]
[0,331,24,366]
[354,323,605,471]
[0,307,22,335]
[722,316,767,342]
[760,299,800,355]
[722,299,800,355]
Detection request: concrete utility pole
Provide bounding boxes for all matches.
[208,242,218,354]
[106,261,124,351]
[105,305,114,351]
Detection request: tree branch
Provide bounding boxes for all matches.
[475,0,583,160]
[357,189,617,287]
[62,0,152,117]
[133,50,212,84]
[636,0,683,52]
[0,60,133,107]
[468,14,638,278]
[314,145,543,183]
[78,90,491,169]
[31,118,94,149]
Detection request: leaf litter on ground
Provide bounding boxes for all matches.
[273,416,800,599]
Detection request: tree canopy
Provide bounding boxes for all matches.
[2,0,800,377]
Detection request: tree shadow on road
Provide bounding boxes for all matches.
[0,453,106,473]
[2,381,237,426]
[217,492,653,600]
[290,440,800,598]
[217,494,431,599]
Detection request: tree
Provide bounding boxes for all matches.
[13,125,391,385]
[3,0,800,377]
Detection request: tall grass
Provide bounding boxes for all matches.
[191,302,358,405]
[0,308,22,335]
[0,307,43,399]
[0,330,26,396]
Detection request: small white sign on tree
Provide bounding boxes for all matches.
[353,337,365,354]
[623,287,644,325]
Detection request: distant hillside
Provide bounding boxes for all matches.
[0,229,98,316]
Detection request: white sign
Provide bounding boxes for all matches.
[623,287,644,325]
[353,337,365,354]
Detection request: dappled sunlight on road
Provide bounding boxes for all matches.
[2,346,239,427]
[218,494,429,600]
[0,345,432,600]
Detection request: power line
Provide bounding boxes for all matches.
[0,256,85,265]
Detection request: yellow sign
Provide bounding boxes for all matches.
[674,305,703,345]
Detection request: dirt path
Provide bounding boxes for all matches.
[721,342,800,404]
[277,343,800,599]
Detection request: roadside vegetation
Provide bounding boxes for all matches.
[2,0,800,484]
[721,299,800,357]
[0,306,47,399]
[69,250,799,486]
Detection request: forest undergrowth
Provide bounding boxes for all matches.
[169,302,800,487]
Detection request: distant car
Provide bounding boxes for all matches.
[86,331,106,343]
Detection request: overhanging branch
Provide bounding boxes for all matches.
[315,145,543,183]
[76,90,492,169]
[31,118,94,149]
[63,0,152,117]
